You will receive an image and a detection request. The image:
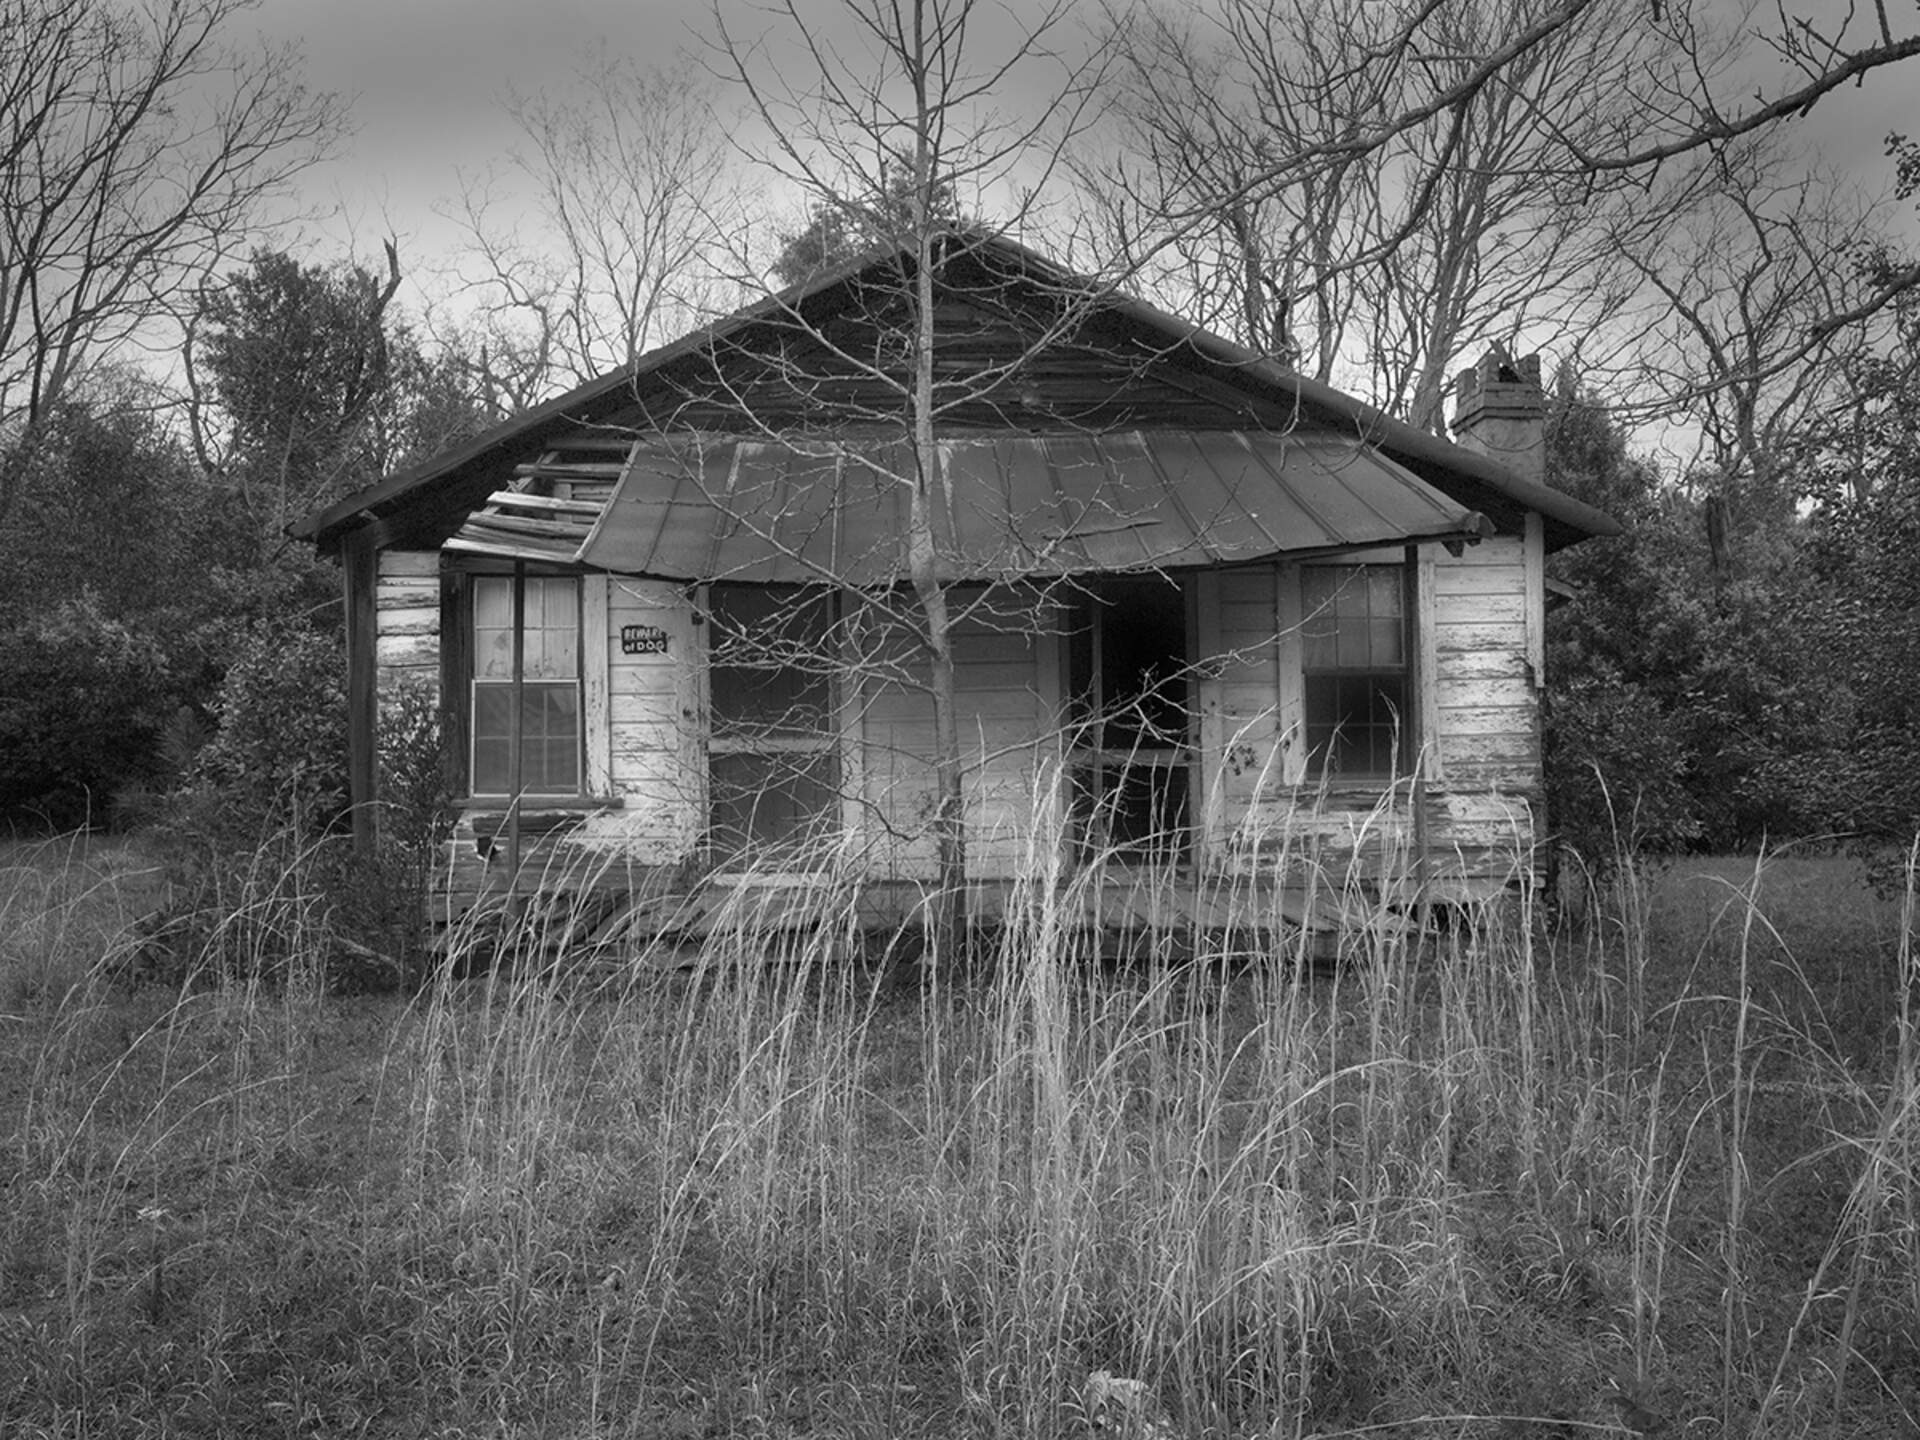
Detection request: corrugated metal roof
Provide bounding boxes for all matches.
[548,430,1491,583]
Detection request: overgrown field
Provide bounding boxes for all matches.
[2,834,1915,1438]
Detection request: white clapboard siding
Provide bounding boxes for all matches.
[578,579,702,864]
[1430,536,1539,795]
[374,551,440,709]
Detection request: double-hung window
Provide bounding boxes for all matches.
[471,575,582,796]
[1301,564,1409,778]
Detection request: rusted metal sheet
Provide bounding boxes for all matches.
[567,431,1492,584]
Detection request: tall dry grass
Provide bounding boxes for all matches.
[2,810,1917,1437]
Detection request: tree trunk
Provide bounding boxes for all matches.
[906,12,967,963]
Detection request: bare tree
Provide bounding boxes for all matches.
[1081,0,1712,430]
[449,56,747,404]
[0,0,339,525]
[691,0,1111,953]
[1075,0,1920,434]
[1608,149,1909,502]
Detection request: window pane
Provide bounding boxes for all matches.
[473,576,578,681]
[1304,673,1409,777]
[525,577,557,629]
[475,576,513,679]
[1301,568,1339,612]
[1302,623,1336,670]
[1302,569,1340,668]
[1367,568,1403,618]
[1302,564,1405,672]
[473,738,510,794]
[474,683,513,741]
[525,629,566,680]
[1335,615,1370,668]
[474,576,512,629]
[709,584,834,734]
[1369,618,1404,667]
[472,680,580,795]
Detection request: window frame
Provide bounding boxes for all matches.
[702,582,842,863]
[467,571,586,800]
[1299,561,1412,781]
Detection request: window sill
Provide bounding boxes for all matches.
[1294,778,1419,795]
[461,796,624,840]
[461,795,623,812]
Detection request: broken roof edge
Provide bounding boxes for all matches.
[561,430,1499,586]
[294,227,1621,551]
[289,239,920,549]
[549,522,1505,588]
[442,428,1502,580]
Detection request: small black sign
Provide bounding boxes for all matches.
[620,624,671,656]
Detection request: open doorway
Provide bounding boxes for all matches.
[1066,575,1192,863]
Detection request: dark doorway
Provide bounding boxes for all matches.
[1066,576,1192,862]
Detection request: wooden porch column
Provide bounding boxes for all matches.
[343,528,379,857]
[506,561,526,906]
[1406,543,1430,923]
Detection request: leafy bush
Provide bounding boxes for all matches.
[138,643,455,994]
[186,618,349,839]
[127,620,350,990]
[0,595,173,829]
[326,677,458,989]
[1543,669,1701,865]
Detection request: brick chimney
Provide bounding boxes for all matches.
[1450,349,1545,487]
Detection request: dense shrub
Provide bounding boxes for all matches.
[0,596,174,829]
[1542,377,1840,861]
[131,620,350,989]
[139,637,457,993]
[185,617,350,839]
[1542,670,1700,863]
[336,677,458,988]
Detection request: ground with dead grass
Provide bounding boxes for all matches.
[1,833,1915,1438]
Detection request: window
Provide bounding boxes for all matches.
[1301,564,1408,778]
[471,575,582,795]
[706,584,839,861]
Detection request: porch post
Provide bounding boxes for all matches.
[343,528,379,858]
[1406,543,1430,926]
[507,561,526,908]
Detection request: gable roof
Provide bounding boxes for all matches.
[293,231,1619,561]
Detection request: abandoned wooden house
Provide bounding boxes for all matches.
[292,232,1619,938]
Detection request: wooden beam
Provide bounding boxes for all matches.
[485,490,607,514]
[343,528,379,856]
[1407,544,1430,925]
[512,461,630,480]
[443,535,585,563]
[439,568,471,803]
[582,575,612,797]
[508,563,526,908]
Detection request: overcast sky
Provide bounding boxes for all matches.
[246,0,1919,314]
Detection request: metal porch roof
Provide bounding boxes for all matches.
[521,430,1493,583]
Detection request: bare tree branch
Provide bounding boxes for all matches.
[447,56,746,404]
[0,0,340,525]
